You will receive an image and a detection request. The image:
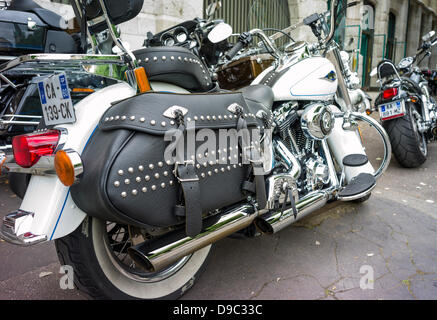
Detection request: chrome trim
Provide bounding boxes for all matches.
[337,184,377,202]
[259,191,330,234]
[128,205,256,272]
[0,211,47,246]
[6,156,56,175]
[301,103,335,140]
[55,128,69,153]
[227,103,243,114]
[97,0,138,68]
[0,114,42,126]
[0,73,17,89]
[321,139,340,189]
[163,106,189,119]
[0,54,124,74]
[274,139,301,179]
[266,173,299,211]
[348,112,392,180]
[62,149,84,183]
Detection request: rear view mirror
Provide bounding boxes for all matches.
[422,30,435,42]
[208,23,232,44]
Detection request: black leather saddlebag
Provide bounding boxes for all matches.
[71,91,271,236]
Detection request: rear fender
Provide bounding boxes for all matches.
[17,81,189,241]
[17,83,136,241]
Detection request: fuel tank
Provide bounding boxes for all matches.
[253,57,338,102]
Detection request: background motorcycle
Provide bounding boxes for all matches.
[0,0,79,149]
[371,31,437,168]
[1,0,390,300]
[421,68,437,96]
[0,0,120,158]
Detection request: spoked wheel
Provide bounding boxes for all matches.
[55,217,212,300]
[384,102,428,168]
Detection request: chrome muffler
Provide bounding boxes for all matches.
[255,191,330,234]
[129,190,333,273]
[128,204,257,273]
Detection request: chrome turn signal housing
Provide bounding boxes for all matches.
[54,149,83,187]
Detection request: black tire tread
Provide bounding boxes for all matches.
[55,228,108,300]
[55,218,212,300]
[383,103,427,168]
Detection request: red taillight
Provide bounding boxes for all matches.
[12,130,60,168]
[383,88,399,100]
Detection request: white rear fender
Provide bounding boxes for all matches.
[19,83,136,241]
[18,81,189,242]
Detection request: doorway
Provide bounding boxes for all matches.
[361,1,375,89]
[386,12,396,61]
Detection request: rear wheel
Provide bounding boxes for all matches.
[55,217,212,300]
[384,102,427,168]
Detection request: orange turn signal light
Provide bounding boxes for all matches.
[72,88,95,93]
[135,67,152,93]
[54,150,83,187]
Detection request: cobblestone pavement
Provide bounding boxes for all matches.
[0,113,436,300]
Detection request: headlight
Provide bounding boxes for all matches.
[301,103,335,140]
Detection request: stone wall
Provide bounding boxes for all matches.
[35,0,203,49]
[32,0,437,85]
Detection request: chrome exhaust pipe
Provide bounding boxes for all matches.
[128,205,257,273]
[256,191,330,234]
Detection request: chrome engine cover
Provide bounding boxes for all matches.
[301,103,335,140]
[304,156,330,192]
[266,174,299,211]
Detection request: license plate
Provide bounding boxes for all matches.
[37,73,76,126]
[379,100,406,121]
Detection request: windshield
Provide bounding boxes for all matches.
[0,22,46,55]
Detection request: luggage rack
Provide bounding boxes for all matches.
[0,114,42,127]
[0,53,129,86]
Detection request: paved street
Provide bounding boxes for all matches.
[0,113,437,300]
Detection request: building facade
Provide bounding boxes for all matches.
[34,0,204,48]
[32,0,437,89]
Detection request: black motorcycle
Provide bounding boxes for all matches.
[373,31,437,168]
[0,0,122,154]
[0,0,81,150]
[422,68,437,96]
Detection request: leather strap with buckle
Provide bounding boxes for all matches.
[175,161,202,238]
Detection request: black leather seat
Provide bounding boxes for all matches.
[241,85,274,111]
[9,0,67,29]
[134,46,214,93]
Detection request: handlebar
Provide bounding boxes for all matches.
[225,41,245,60]
[226,29,282,60]
[225,0,362,62]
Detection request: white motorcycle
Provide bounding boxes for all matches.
[0,0,391,300]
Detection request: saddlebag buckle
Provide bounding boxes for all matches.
[243,145,263,165]
[175,160,200,183]
[174,160,202,237]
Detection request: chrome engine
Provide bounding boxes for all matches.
[304,155,330,193]
[267,102,333,208]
